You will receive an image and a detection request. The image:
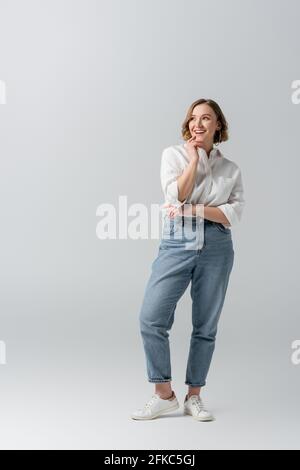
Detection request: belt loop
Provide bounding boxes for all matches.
[182,204,184,226]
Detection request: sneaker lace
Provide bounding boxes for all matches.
[191,396,206,413]
[145,394,159,409]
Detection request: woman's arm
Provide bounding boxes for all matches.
[215,167,245,227]
[190,166,245,226]
[202,206,230,225]
[176,157,199,203]
[161,139,201,205]
[166,203,229,225]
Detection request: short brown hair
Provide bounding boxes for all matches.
[181,98,229,143]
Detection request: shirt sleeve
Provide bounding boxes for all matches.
[160,147,187,207]
[217,166,246,227]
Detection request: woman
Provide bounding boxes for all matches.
[131,98,245,421]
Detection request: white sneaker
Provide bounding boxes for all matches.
[183,394,215,421]
[131,391,179,420]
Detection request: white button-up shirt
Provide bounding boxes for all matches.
[160,143,245,228]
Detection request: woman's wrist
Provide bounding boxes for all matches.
[191,203,204,218]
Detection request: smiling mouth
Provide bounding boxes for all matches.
[194,130,206,135]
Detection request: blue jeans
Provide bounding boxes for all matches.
[139,215,234,387]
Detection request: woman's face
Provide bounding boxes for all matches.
[188,103,221,147]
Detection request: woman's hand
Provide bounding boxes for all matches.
[162,202,183,219]
[185,136,200,163]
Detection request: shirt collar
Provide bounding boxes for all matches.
[182,143,222,162]
[198,146,222,161]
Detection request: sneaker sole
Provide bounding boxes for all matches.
[183,408,215,422]
[131,402,180,420]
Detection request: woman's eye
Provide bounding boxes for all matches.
[190,116,210,121]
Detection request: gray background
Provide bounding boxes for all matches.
[0,0,299,450]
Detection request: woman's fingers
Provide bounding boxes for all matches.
[162,202,184,218]
[167,206,182,218]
